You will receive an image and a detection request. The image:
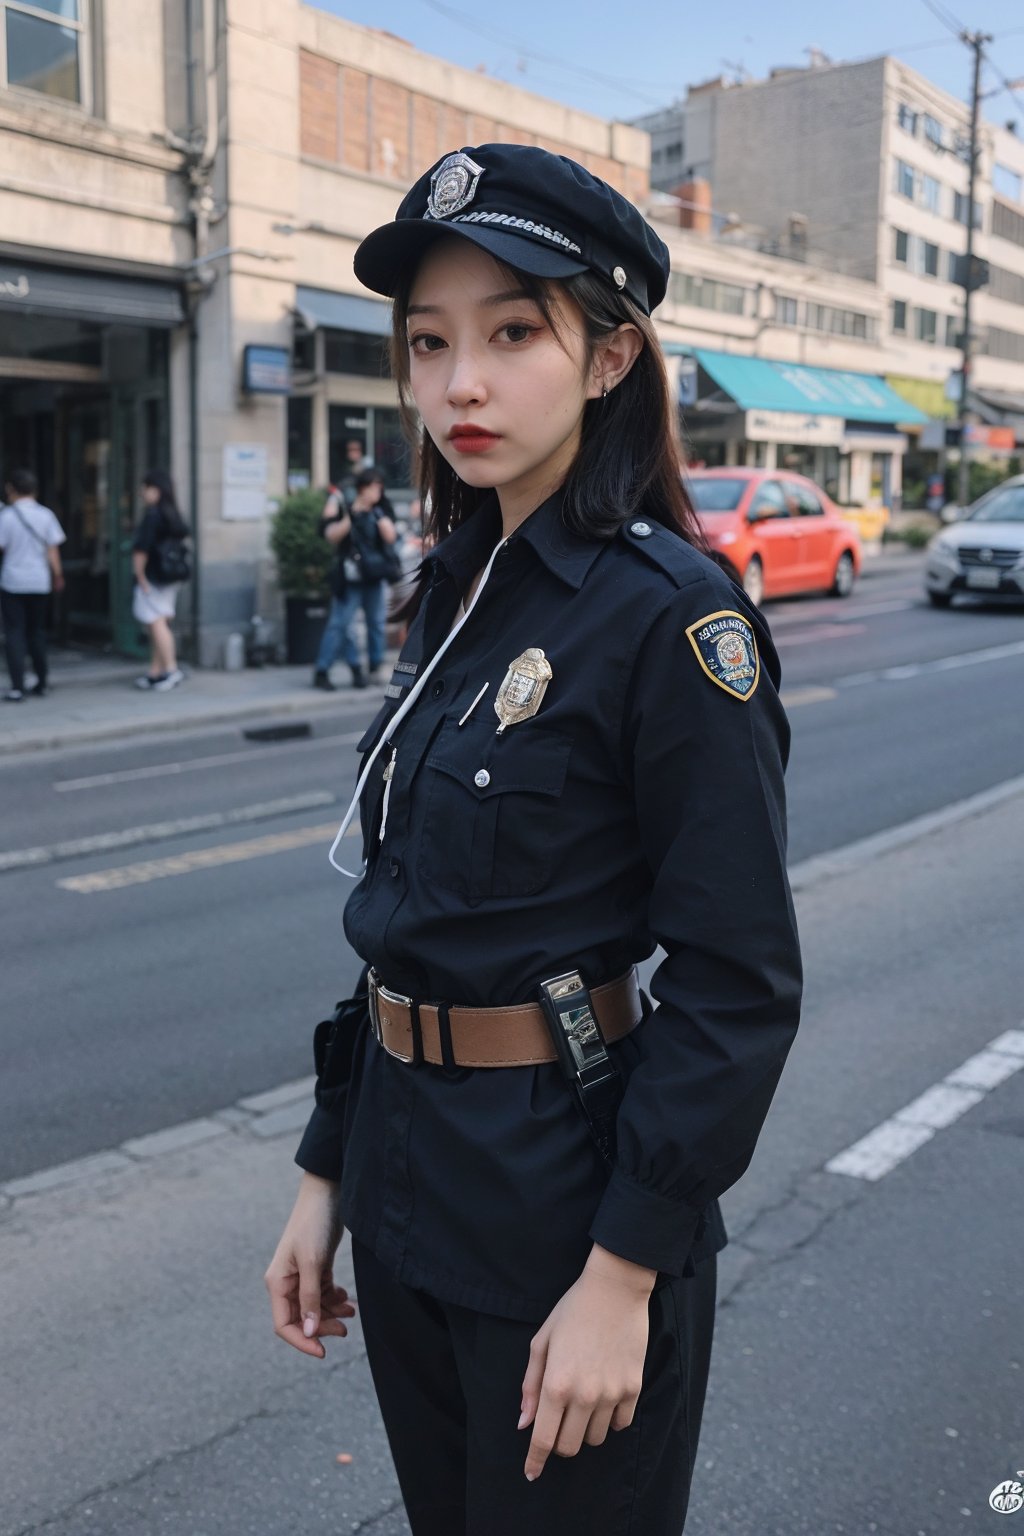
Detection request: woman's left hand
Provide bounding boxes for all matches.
[519,1246,655,1481]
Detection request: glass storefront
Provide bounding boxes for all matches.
[328,403,411,496]
[0,315,170,654]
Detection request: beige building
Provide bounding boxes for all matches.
[634,55,1024,474]
[0,3,939,663]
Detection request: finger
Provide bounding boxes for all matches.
[584,1405,615,1448]
[298,1261,326,1340]
[552,1402,592,1460]
[275,1320,329,1357]
[524,1392,563,1482]
[610,1394,640,1433]
[519,1330,548,1432]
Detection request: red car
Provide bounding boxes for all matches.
[686,469,862,605]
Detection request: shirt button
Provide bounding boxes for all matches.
[389,859,401,878]
[630,520,653,538]
[474,769,491,788]
[432,679,445,698]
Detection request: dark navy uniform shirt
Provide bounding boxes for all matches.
[296,490,802,1323]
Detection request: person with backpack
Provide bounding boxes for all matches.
[131,468,191,691]
[0,467,65,701]
[313,469,401,690]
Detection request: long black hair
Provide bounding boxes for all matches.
[389,256,706,552]
[142,468,188,539]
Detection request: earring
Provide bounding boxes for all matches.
[601,385,609,400]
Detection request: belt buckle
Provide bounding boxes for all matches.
[367,968,416,1063]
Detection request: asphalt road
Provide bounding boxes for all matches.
[2,552,1023,1536]
[1,557,1022,1180]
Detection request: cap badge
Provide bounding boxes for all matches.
[427,152,485,221]
[494,648,552,734]
[612,265,627,289]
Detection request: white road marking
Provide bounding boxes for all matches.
[826,1029,1024,1182]
[53,729,365,791]
[0,792,338,873]
[56,820,354,892]
[840,637,1024,687]
[774,623,862,647]
[779,686,838,708]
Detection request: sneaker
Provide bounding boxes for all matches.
[312,669,336,691]
[351,664,367,690]
[135,674,160,690]
[152,668,184,692]
[3,688,24,702]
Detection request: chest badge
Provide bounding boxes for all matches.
[494,648,552,733]
[685,610,760,701]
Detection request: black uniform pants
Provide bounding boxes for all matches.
[1,590,49,692]
[351,1236,717,1536]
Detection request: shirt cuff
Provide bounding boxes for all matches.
[589,1166,703,1277]
[294,1104,345,1183]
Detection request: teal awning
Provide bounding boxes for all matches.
[693,349,929,425]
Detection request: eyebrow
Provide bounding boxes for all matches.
[406,288,534,318]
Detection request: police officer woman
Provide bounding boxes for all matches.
[266,145,802,1536]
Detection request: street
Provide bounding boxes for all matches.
[2,553,1023,1535]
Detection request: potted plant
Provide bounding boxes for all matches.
[269,488,334,664]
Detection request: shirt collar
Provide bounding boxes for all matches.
[426,489,605,592]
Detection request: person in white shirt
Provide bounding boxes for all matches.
[0,469,65,701]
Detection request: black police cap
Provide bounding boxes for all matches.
[354,143,670,316]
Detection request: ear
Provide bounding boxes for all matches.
[587,324,644,400]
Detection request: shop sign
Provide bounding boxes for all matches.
[963,424,1016,452]
[745,409,844,446]
[223,443,269,521]
[242,344,291,394]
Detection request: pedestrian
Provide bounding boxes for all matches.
[337,436,370,507]
[267,144,802,1536]
[312,468,401,691]
[0,467,65,702]
[131,469,190,692]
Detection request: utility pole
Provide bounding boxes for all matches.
[957,31,991,507]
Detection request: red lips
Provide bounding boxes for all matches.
[448,424,501,454]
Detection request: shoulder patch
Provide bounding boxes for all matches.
[685,610,760,701]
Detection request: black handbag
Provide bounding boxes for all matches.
[155,535,192,583]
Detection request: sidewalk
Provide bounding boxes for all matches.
[0,651,397,757]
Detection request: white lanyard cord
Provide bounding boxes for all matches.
[328,535,507,877]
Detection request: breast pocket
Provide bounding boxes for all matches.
[417,714,573,903]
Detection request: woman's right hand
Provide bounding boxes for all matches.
[265,1172,356,1358]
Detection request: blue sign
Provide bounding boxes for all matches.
[242,345,291,395]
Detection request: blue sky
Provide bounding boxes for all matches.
[309,0,1024,127]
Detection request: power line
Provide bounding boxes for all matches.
[918,0,969,40]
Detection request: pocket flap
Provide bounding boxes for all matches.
[426,721,572,799]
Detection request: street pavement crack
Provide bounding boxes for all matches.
[716,1170,866,1310]
[7,1352,367,1536]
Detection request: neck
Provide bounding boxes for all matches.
[494,432,579,539]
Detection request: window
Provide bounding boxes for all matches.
[1,0,89,106]
[893,228,909,263]
[897,104,918,135]
[789,482,824,516]
[921,174,941,214]
[946,249,961,283]
[944,315,961,348]
[805,302,876,341]
[775,295,799,326]
[993,199,1024,248]
[914,307,938,343]
[687,477,748,513]
[324,328,391,378]
[669,272,748,315]
[923,114,944,151]
[892,299,908,333]
[750,481,789,518]
[953,191,983,229]
[985,325,1024,364]
[989,262,1024,305]
[286,397,313,490]
[993,163,1023,204]
[328,404,412,489]
[919,240,939,277]
[895,159,915,200]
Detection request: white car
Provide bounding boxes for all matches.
[925,475,1024,607]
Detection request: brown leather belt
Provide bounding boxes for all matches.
[367,967,642,1068]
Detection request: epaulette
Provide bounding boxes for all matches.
[617,517,713,591]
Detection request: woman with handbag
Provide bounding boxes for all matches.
[0,467,65,701]
[131,468,191,692]
[313,468,401,691]
[267,144,802,1535]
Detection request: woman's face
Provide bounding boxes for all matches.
[405,240,596,517]
[142,484,161,507]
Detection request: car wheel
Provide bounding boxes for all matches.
[927,590,953,608]
[742,555,764,607]
[829,550,856,598]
